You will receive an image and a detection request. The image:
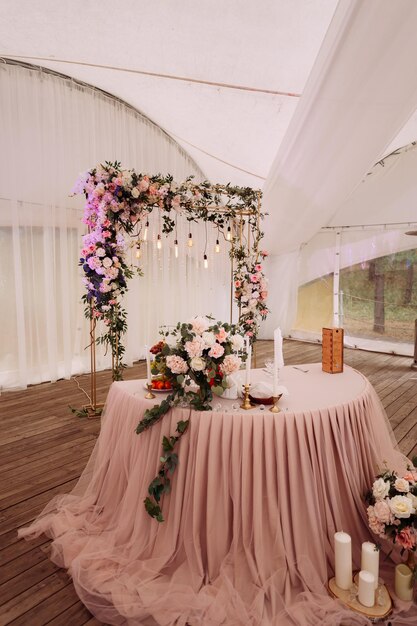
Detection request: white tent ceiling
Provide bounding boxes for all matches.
[1,0,417,253]
[0,0,338,188]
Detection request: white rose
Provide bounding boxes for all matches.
[96,248,106,257]
[102,257,113,268]
[190,356,206,371]
[202,331,216,347]
[230,334,245,351]
[388,495,414,518]
[131,187,139,198]
[406,492,417,510]
[394,478,410,493]
[372,478,390,501]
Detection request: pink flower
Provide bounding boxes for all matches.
[185,337,205,358]
[396,527,416,551]
[260,250,269,257]
[374,500,394,524]
[403,472,417,482]
[220,354,241,376]
[246,319,254,325]
[166,355,188,375]
[367,505,385,536]
[148,184,158,196]
[245,331,254,337]
[250,275,259,283]
[235,280,241,288]
[190,316,210,335]
[209,343,225,359]
[109,299,117,305]
[255,264,262,272]
[260,291,268,300]
[87,256,102,270]
[215,328,229,343]
[102,230,112,239]
[138,178,149,192]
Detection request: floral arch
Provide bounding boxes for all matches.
[75,161,269,380]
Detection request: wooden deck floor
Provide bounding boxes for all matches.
[1,340,416,625]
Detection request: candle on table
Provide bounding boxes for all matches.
[145,345,152,385]
[274,327,284,369]
[395,563,414,602]
[334,531,352,590]
[358,570,375,607]
[245,343,252,386]
[361,542,379,590]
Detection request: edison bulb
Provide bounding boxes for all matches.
[204,254,208,269]
[215,239,220,253]
[174,239,179,258]
[188,233,193,247]
[157,235,162,250]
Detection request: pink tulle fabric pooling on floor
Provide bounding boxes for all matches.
[19,365,417,624]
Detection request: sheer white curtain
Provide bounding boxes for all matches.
[0,62,230,389]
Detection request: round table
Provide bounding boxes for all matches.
[19,364,410,625]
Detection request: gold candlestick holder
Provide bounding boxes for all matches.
[145,383,156,399]
[270,394,282,413]
[241,384,254,410]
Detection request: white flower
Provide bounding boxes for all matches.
[190,316,210,335]
[372,478,390,501]
[166,355,188,374]
[131,187,139,198]
[407,492,417,509]
[394,478,410,493]
[202,331,216,347]
[230,334,245,351]
[388,495,414,518]
[102,257,113,268]
[190,356,206,371]
[96,247,106,257]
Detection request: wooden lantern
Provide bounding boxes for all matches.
[322,328,344,373]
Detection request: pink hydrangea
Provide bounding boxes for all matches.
[166,355,188,374]
[209,343,225,359]
[220,354,242,376]
[374,500,394,524]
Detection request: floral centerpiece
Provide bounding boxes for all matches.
[366,467,417,569]
[136,316,244,521]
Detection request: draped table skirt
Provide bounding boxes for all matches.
[19,364,415,625]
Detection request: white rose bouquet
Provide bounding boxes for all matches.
[366,467,417,554]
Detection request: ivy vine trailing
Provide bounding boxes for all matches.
[74,161,269,379]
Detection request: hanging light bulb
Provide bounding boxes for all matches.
[135,245,141,259]
[226,225,231,241]
[188,232,193,247]
[174,239,179,258]
[143,220,149,241]
[203,254,208,269]
[215,239,220,253]
[157,234,162,250]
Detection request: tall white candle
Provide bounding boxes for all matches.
[274,327,284,369]
[361,542,379,590]
[358,570,375,607]
[145,345,152,385]
[334,531,352,590]
[245,344,252,386]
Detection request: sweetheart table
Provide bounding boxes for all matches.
[19,364,412,625]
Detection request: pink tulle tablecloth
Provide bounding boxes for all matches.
[19,365,416,625]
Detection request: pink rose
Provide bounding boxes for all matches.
[250,275,259,283]
[260,291,268,300]
[403,472,417,482]
[148,184,158,196]
[255,264,262,272]
[102,230,112,239]
[245,331,253,337]
[235,280,241,288]
[396,527,416,551]
[215,328,229,343]
[138,178,149,192]
[209,343,225,359]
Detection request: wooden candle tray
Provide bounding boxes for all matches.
[328,572,392,622]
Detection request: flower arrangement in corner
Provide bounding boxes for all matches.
[366,467,417,567]
[136,316,244,521]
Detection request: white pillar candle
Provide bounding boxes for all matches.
[358,570,375,607]
[334,531,352,590]
[274,327,284,369]
[361,542,379,590]
[245,344,252,386]
[145,346,152,385]
[395,563,414,602]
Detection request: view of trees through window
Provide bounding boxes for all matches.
[340,248,417,344]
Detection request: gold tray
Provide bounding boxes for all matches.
[328,572,392,622]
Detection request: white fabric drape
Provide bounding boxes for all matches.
[261,0,417,337]
[0,63,231,389]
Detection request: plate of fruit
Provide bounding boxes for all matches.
[145,377,173,392]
